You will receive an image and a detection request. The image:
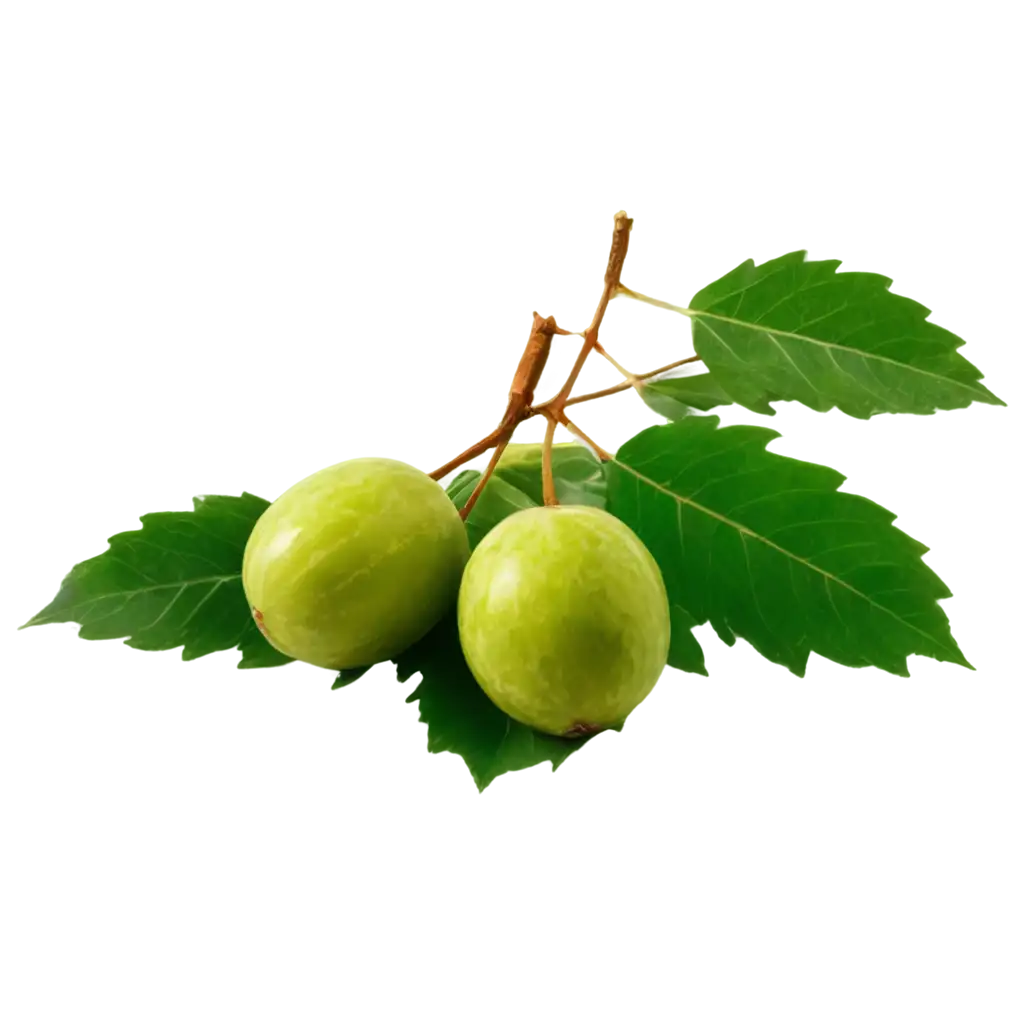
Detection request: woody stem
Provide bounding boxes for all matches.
[430,313,565,485]
[536,211,630,415]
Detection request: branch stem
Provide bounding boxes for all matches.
[545,212,633,418]
[430,213,659,497]
[541,414,558,506]
[617,285,696,317]
[558,354,703,409]
[459,437,510,520]
[429,313,561,483]
[559,416,613,462]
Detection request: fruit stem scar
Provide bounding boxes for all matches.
[563,722,605,738]
[252,606,271,639]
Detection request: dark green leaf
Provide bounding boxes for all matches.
[688,614,888,679]
[332,665,371,688]
[686,251,1004,418]
[22,493,292,670]
[608,418,972,677]
[395,615,591,792]
[668,604,708,675]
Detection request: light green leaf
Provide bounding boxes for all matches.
[22,493,292,669]
[685,251,1004,418]
[444,443,607,549]
[445,470,537,549]
[607,418,972,677]
[639,373,734,421]
[494,442,607,507]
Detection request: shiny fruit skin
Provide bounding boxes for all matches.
[243,458,469,669]
[457,505,670,736]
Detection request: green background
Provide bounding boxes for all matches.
[6,9,1024,1024]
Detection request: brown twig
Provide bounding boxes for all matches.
[534,211,633,424]
[459,437,511,521]
[429,212,651,510]
[429,312,562,482]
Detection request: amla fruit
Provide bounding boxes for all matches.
[458,505,670,736]
[243,458,469,669]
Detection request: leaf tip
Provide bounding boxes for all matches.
[14,610,38,634]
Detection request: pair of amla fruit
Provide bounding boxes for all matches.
[243,457,670,737]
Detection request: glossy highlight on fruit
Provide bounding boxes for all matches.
[243,458,469,669]
[457,505,670,736]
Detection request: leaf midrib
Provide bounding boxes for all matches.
[29,573,241,622]
[613,458,962,658]
[692,309,991,399]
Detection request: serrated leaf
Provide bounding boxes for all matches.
[395,615,590,791]
[688,614,888,679]
[607,418,971,678]
[685,251,1004,418]
[668,604,708,675]
[23,493,292,670]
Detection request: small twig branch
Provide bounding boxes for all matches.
[540,413,559,506]
[538,211,633,422]
[616,285,696,317]
[554,354,703,410]
[459,437,510,521]
[429,312,562,482]
[429,214,635,497]
[429,426,505,483]
[560,415,613,462]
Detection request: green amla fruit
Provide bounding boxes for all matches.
[243,458,469,669]
[457,505,670,736]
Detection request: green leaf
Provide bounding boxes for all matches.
[445,470,537,549]
[643,364,741,419]
[494,442,607,508]
[395,615,591,792]
[686,251,1004,418]
[663,602,880,675]
[668,604,708,675]
[332,665,371,688]
[444,442,606,550]
[607,418,972,678]
[23,493,292,670]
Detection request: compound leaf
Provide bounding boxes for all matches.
[607,418,971,677]
[686,251,1004,418]
[22,493,291,669]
